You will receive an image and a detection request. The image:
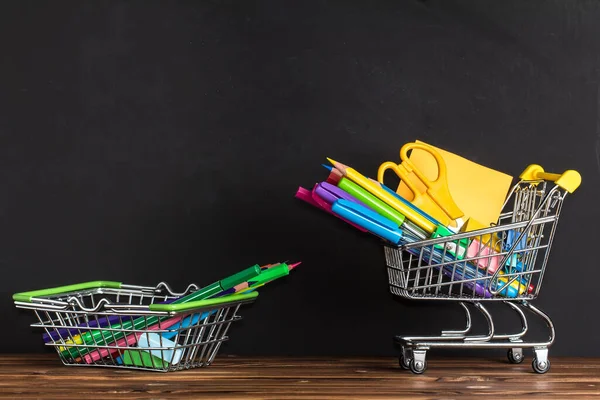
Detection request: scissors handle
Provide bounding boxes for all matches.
[399,142,447,185]
[377,161,425,204]
[399,142,464,220]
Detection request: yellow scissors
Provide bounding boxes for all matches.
[377,142,464,228]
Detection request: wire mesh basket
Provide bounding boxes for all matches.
[13,281,257,372]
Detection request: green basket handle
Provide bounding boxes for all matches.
[13,281,122,302]
[148,291,259,312]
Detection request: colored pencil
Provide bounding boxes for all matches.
[323,164,343,185]
[327,158,436,233]
[213,282,249,298]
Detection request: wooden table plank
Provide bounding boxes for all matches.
[0,355,599,399]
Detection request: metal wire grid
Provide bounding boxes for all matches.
[384,180,566,301]
[15,283,255,372]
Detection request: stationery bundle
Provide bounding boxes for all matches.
[296,140,532,298]
[13,261,300,371]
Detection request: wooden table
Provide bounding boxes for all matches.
[0,355,599,399]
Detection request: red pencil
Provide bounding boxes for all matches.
[325,168,343,185]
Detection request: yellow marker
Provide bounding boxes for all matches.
[498,270,529,296]
[58,335,83,352]
[327,158,437,233]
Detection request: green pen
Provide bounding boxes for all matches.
[62,265,261,359]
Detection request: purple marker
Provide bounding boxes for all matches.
[441,267,492,298]
[404,246,492,298]
[315,181,372,209]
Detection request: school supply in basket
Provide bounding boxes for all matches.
[59,263,298,360]
[15,260,301,371]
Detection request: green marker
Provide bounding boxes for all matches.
[62,265,261,359]
[248,263,289,286]
[433,225,469,259]
[121,350,168,368]
[338,177,406,226]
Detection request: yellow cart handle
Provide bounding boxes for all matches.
[519,164,581,193]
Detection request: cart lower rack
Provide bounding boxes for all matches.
[13,281,257,372]
[384,165,580,374]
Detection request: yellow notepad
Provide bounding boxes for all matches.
[397,141,513,230]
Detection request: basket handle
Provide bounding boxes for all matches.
[13,281,122,302]
[519,164,581,193]
[148,291,259,312]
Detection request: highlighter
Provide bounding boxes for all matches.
[332,199,403,244]
[337,177,406,226]
[295,186,367,232]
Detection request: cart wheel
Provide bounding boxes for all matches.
[507,349,524,364]
[399,356,411,370]
[409,358,427,374]
[532,358,551,374]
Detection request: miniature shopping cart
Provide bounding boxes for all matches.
[384,165,581,374]
[13,281,257,371]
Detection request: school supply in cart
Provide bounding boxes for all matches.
[378,142,465,229]
[393,140,513,231]
[296,140,581,374]
[327,158,437,233]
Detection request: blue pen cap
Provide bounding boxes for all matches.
[332,199,403,244]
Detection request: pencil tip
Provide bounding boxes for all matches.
[326,157,337,165]
[289,261,302,270]
[321,163,333,171]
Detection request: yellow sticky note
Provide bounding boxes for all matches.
[397,141,513,230]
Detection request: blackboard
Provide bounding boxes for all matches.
[1,0,598,357]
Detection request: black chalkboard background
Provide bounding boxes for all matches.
[1,0,598,357]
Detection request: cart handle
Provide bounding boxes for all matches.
[148,291,258,312]
[13,281,122,303]
[520,164,581,193]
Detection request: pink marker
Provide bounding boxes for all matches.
[83,315,183,364]
[295,186,367,232]
[466,239,502,273]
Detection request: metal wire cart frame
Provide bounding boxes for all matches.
[384,166,581,374]
[13,281,257,372]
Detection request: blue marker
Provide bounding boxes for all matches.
[332,199,403,244]
[161,312,213,340]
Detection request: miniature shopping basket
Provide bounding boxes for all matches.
[13,281,257,372]
[384,164,581,374]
